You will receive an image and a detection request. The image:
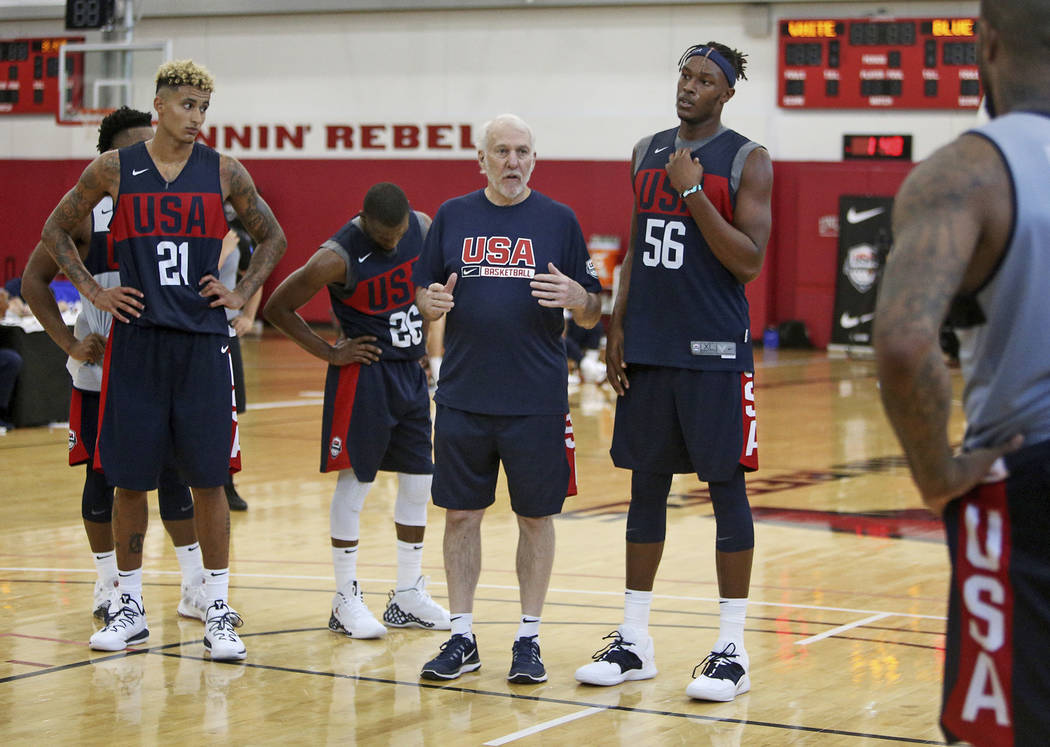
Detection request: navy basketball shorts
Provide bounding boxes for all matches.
[940,439,1050,745]
[97,324,240,491]
[431,404,578,517]
[320,358,433,482]
[610,365,758,481]
[68,386,100,466]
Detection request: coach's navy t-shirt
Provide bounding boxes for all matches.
[413,189,600,415]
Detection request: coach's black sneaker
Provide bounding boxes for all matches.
[420,633,481,681]
[508,635,547,684]
[225,480,247,511]
[685,642,750,701]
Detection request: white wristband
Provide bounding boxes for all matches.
[680,183,703,198]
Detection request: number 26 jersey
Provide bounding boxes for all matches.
[109,140,229,334]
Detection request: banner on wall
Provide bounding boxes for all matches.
[829,195,894,349]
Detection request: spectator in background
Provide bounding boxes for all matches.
[0,288,23,432]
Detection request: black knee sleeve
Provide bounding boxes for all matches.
[709,468,754,552]
[626,471,673,543]
[81,466,114,523]
[157,476,194,521]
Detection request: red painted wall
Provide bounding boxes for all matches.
[0,157,914,344]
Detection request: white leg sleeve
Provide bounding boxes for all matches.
[330,470,372,542]
[394,472,432,527]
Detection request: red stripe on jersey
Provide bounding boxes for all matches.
[226,349,241,474]
[738,372,758,470]
[564,413,578,497]
[93,331,115,474]
[634,168,732,221]
[325,363,361,472]
[942,484,1015,744]
[68,388,90,466]
[109,192,227,241]
[340,259,417,315]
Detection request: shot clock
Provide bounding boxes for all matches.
[778,17,981,109]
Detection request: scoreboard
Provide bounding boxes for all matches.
[778,18,981,109]
[0,36,84,115]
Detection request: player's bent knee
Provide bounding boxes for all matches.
[81,468,114,522]
[394,472,432,526]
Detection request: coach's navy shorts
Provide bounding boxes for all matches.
[321,359,433,482]
[97,324,240,491]
[432,404,577,517]
[940,439,1050,745]
[610,365,758,481]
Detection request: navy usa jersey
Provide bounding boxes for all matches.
[624,126,760,372]
[413,189,601,416]
[327,211,427,361]
[108,141,228,334]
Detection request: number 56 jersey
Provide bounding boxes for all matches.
[326,212,427,361]
[109,140,229,334]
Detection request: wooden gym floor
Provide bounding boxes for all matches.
[0,331,960,745]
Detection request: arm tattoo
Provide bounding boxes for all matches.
[128,533,145,554]
[221,156,287,299]
[41,153,119,300]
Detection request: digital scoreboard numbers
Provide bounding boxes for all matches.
[778,18,981,109]
[0,36,84,115]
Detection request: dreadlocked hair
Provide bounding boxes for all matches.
[678,42,749,81]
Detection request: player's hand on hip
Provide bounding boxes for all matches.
[199,274,244,310]
[531,262,586,309]
[70,333,106,364]
[329,335,381,366]
[920,434,1024,516]
[93,285,144,323]
[604,319,629,396]
[665,148,704,194]
[421,274,457,320]
[231,315,254,337]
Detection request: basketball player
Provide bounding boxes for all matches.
[413,114,602,684]
[21,107,208,626]
[264,182,450,639]
[874,1,1050,740]
[40,60,287,661]
[574,43,772,701]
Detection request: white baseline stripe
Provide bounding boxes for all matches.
[0,568,945,621]
[795,612,893,645]
[483,707,604,746]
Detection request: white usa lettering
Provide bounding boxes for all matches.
[960,503,1011,726]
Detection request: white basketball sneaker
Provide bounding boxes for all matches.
[329,582,387,639]
[685,642,750,701]
[204,600,246,661]
[90,593,150,651]
[177,572,209,622]
[575,628,657,686]
[383,576,451,630]
[92,575,119,623]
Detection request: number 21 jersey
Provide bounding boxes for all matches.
[108,140,229,334]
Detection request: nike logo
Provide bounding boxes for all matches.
[359,252,372,263]
[210,571,227,577]
[450,615,462,621]
[132,168,149,176]
[839,311,875,329]
[412,545,423,550]
[95,554,112,560]
[221,345,230,354]
[654,146,670,153]
[180,501,193,512]
[521,617,540,624]
[846,206,886,224]
[90,508,107,516]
